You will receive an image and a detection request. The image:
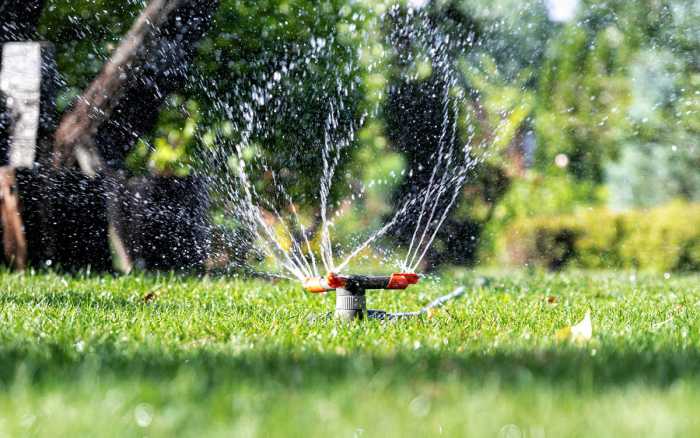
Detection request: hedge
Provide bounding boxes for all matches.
[502,201,700,272]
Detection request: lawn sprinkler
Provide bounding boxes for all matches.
[303,272,420,320]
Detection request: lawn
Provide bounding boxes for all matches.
[1,269,699,437]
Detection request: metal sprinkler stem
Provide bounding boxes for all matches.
[335,284,366,320]
[303,272,419,321]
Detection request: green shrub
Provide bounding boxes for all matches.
[502,201,700,272]
[619,202,700,272]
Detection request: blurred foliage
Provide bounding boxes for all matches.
[533,0,699,200]
[38,0,144,110]
[620,202,700,272]
[607,141,700,208]
[480,172,605,263]
[126,97,201,177]
[30,0,700,270]
[502,201,700,273]
[471,0,699,266]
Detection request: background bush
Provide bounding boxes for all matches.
[502,201,700,273]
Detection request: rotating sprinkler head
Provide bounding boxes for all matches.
[303,272,420,320]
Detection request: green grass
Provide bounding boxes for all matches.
[1,269,699,437]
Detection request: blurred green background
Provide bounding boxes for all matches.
[38,0,700,273]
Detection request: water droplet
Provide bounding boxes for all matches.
[134,403,153,428]
[409,395,431,417]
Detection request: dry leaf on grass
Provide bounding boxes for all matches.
[555,310,592,343]
[142,287,163,303]
[426,307,440,319]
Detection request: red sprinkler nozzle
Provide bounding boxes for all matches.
[302,272,420,320]
[387,272,419,289]
[302,272,345,293]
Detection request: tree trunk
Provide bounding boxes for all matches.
[0,167,26,268]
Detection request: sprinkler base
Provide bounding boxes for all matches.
[334,287,366,320]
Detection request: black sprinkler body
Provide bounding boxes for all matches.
[303,272,419,320]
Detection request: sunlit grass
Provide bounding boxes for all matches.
[0,269,699,436]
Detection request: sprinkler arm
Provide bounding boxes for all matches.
[303,272,419,293]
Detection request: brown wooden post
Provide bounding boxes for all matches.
[0,167,26,268]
